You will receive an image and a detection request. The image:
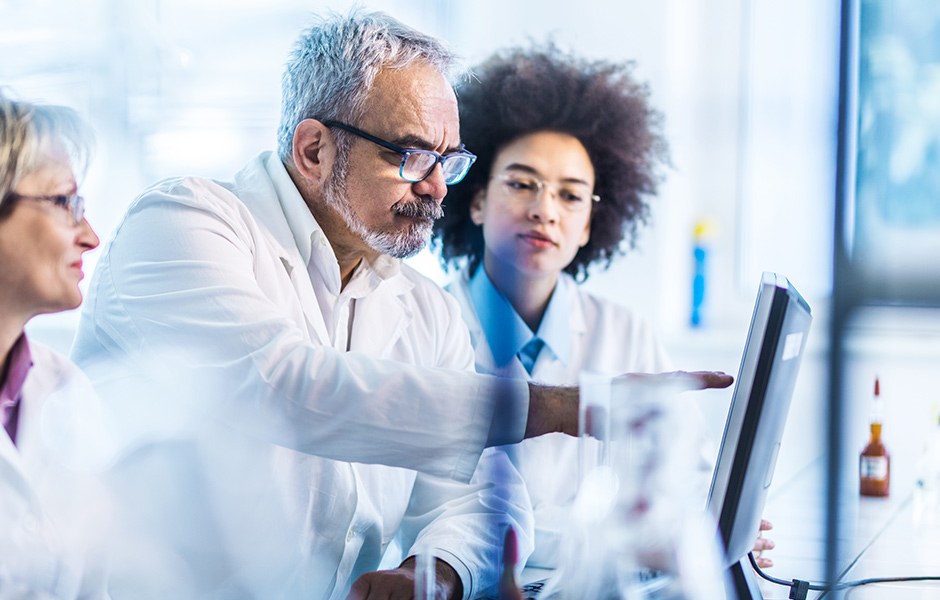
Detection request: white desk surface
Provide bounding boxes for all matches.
[517,456,940,599]
[514,341,940,599]
[758,452,940,599]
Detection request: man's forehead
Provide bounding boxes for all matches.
[361,62,460,149]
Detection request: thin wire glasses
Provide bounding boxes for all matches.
[6,193,86,225]
[491,172,600,212]
[321,120,476,185]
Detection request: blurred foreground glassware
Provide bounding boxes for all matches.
[539,373,728,600]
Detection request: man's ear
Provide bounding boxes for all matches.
[469,188,487,226]
[291,119,336,183]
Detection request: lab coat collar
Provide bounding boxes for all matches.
[232,152,330,343]
[263,152,402,290]
[240,153,414,353]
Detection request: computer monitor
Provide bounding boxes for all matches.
[706,272,813,599]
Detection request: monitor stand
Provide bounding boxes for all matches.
[729,558,764,600]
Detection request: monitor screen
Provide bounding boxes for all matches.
[706,272,813,578]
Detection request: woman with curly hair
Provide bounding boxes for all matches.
[434,46,774,570]
[436,46,665,284]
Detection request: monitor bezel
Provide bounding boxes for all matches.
[706,272,813,571]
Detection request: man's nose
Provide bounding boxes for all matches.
[412,164,448,202]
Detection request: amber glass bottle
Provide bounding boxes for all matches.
[860,377,890,497]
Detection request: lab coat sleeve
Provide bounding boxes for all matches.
[392,293,534,599]
[399,450,534,600]
[73,178,529,482]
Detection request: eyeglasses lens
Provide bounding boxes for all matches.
[56,195,85,224]
[401,152,474,185]
[402,152,438,182]
[498,175,595,211]
[441,155,473,184]
[71,196,85,224]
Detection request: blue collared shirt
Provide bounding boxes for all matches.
[468,266,570,373]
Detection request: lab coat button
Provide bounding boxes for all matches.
[346,527,354,542]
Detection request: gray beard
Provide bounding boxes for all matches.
[322,157,443,259]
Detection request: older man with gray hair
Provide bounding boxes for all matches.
[70,10,535,599]
[71,8,730,600]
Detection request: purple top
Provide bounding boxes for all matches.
[1,334,33,445]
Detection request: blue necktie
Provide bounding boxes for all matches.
[518,338,544,376]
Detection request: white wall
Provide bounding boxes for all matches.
[6,0,840,341]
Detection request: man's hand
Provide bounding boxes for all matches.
[525,371,733,438]
[345,556,462,600]
[752,519,775,568]
[684,370,735,390]
[617,370,734,391]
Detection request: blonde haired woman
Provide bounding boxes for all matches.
[0,90,107,598]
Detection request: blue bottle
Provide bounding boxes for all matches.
[691,220,711,327]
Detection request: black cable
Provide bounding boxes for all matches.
[747,552,827,599]
[747,552,940,600]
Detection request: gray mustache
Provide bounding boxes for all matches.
[395,199,443,221]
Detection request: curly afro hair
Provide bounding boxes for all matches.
[433,44,668,281]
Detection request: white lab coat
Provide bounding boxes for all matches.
[70,152,532,599]
[73,152,528,481]
[448,270,710,568]
[0,341,112,600]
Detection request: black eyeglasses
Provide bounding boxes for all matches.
[321,120,476,185]
[6,193,85,225]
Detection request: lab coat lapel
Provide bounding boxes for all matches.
[0,397,45,509]
[0,432,34,501]
[502,353,533,380]
[530,276,584,385]
[233,156,330,344]
[465,305,530,380]
[279,254,330,344]
[566,278,588,357]
[351,275,413,359]
[449,273,530,379]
